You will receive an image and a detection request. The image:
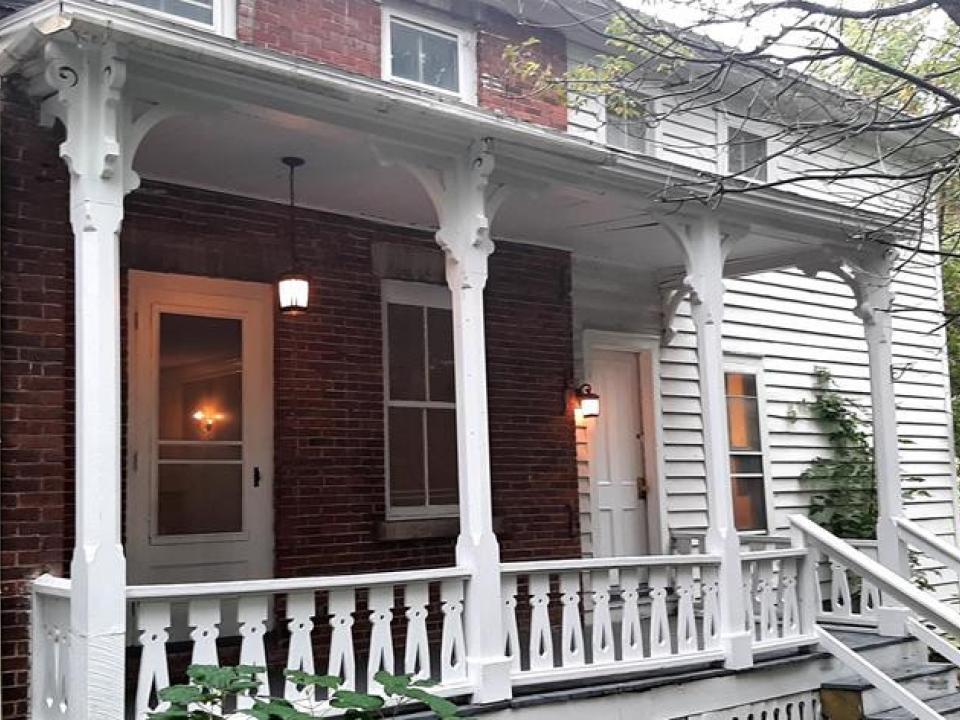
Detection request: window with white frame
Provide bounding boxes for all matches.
[382,8,476,102]
[382,281,458,517]
[724,365,771,531]
[121,0,232,33]
[605,95,651,154]
[726,127,768,181]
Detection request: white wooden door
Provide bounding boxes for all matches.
[589,349,648,557]
[127,272,274,585]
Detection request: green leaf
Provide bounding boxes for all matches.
[157,685,206,705]
[374,670,412,695]
[284,669,342,690]
[330,690,386,711]
[403,687,459,719]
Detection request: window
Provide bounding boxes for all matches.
[382,8,476,102]
[725,368,770,531]
[382,281,458,517]
[120,0,233,34]
[605,96,650,154]
[727,128,768,181]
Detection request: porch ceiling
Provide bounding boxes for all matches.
[135,110,813,272]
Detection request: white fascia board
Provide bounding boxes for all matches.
[0,0,906,238]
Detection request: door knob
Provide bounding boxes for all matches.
[253,466,261,488]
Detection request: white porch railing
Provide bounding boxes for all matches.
[31,575,71,720]
[500,554,725,684]
[815,538,883,627]
[740,547,818,653]
[126,567,472,719]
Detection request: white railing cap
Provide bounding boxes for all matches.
[501,553,721,575]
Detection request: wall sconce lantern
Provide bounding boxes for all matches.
[192,408,224,436]
[576,383,601,418]
[277,156,309,315]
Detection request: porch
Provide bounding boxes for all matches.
[1,2,950,718]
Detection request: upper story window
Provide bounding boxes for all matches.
[122,0,234,34]
[605,95,652,154]
[382,281,458,518]
[727,128,768,181]
[725,365,771,532]
[382,6,477,103]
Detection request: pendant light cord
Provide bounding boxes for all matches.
[288,161,298,269]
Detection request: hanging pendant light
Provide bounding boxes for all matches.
[277,156,309,315]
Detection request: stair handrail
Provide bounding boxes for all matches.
[894,516,960,574]
[789,515,960,637]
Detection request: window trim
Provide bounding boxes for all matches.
[602,93,660,156]
[718,115,775,183]
[381,279,458,521]
[115,0,236,37]
[724,356,775,533]
[381,4,478,105]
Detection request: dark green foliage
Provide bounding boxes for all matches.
[149,665,458,720]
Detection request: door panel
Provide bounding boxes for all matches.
[590,349,648,557]
[128,272,274,585]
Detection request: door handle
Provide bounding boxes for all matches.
[253,466,261,488]
[638,477,648,500]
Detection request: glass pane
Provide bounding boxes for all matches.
[726,397,760,450]
[158,464,242,535]
[128,0,213,24]
[159,443,242,461]
[725,372,757,398]
[729,130,767,181]
[390,21,420,83]
[158,313,242,442]
[427,307,455,402]
[732,476,767,531]
[427,409,458,505]
[420,29,459,91]
[388,304,426,401]
[389,407,426,507]
[730,454,763,476]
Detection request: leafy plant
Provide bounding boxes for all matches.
[149,665,459,720]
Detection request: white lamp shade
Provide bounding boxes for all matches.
[580,395,600,418]
[278,274,309,314]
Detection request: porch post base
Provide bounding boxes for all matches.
[721,630,754,670]
[877,605,910,637]
[467,656,513,704]
[67,630,126,720]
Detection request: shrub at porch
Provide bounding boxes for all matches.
[149,665,459,720]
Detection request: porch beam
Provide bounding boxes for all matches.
[662,214,754,669]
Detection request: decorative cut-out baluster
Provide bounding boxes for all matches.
[501,575,521,673]
[40,596,70,717]
[758,561,779,641]
[620,568,644,660]
[284,591,317,703]
[404,583,430,681]
[328,589,356,691]
[862,579,881,619]
[701,565,721,650]
[189,599,222,715]
[559,572,585,668]
[440,579,467,683]
[648,566,671,658]
[237,596,269,708]
[779,558,800,638]
[135,602,171,719]
[675,565,699,654]
[367,586,395,695]
[528,573,554,670]
[830,561,853,618]
[742,560,757,638]
[591,570,615,664]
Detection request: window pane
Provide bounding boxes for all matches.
[427,409,458,505]
[726,397,760,450]
[390,21,420,83]
[158,314,243,442]
[389,407,426,507]
[729,130,767,181]
[730,454,763,475]
[158,463,242,535]
[388,303,426,401]
[725,372,757,398]
[606,99,647,152]
[428,307,455,402]
[127,0,213,24]
[732,476,767,531]
[420,29,459,91]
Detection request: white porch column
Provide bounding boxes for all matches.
[668,215,753,669]
[852,249,910,635]
[38,40,144,717]
[432,141,511,702]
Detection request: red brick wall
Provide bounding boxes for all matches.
[477,9,568,131]
[236,0,567,131]
[0,90,579,719]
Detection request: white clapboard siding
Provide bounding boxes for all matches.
[573,257,958,599]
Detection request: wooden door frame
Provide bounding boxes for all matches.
[127,270,275,583]
[583,330,668,554]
